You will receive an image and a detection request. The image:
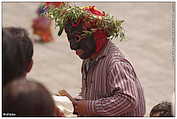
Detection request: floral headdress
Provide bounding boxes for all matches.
[44,2,126,41]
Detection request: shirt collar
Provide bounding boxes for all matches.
[82,41,113,73]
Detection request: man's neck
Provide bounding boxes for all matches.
[90,52,99,60]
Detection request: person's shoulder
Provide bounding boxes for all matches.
[105,42,132,67]
[106,42,125,61]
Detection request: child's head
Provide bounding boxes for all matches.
[3,27,33,86]
[150,101,173,117]
[3,79,56,116]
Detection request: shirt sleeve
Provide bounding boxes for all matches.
[87,60,139,116]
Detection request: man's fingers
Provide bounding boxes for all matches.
[72,99,78,105]
[73,102,79,115]
[74,98,81,101]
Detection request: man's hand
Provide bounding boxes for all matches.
[73,99,88,116]
[73,99,97,116]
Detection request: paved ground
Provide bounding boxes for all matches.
[2,2,175,116]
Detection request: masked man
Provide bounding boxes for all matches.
[46,3,146,117]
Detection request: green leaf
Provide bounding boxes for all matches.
[58,25,64,36]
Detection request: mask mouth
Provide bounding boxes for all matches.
[75,49,84,56]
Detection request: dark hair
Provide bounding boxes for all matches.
[3,27,33,86]
[3,79,55,117]
[150,101,173,117]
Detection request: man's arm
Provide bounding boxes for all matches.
[76,61,139,116]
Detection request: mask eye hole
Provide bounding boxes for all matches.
[73,34,82,42]
[67,30,87,43]
[68,33,81,42]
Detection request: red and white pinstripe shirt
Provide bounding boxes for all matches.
[80,41,146,116]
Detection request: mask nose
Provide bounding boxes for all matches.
[70,40,80,50]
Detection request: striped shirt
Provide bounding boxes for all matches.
[80,41,146,116]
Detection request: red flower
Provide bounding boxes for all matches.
[83,6,105,16]
[71,6,106,29]
[93,29,108,52]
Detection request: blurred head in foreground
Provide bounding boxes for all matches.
[3,79,56,117]
[3,27,33,86]
[150,101,173,117]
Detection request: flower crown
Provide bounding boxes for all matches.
[44,2,126,41]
